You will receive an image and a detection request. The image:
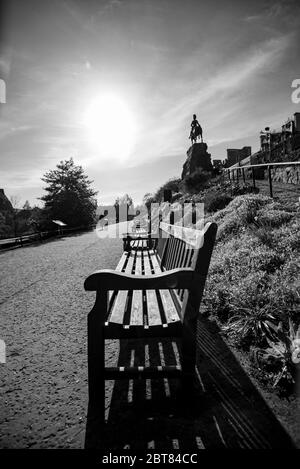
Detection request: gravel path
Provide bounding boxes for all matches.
[0,229,123,448]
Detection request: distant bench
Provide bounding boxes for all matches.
[84,220,217,425]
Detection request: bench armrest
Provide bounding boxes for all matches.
[84,268,197,291]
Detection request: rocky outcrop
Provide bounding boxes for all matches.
[181,142,213,179]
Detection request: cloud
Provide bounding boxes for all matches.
[131,33,292,165]
[244,0,300,25]
[0,57,11,75]
[168,34,291,118]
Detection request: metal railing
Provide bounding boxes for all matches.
[0,224,96,251]
[224,161,300,198]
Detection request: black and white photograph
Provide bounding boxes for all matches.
[0,0,299,456]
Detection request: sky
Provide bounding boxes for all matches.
[0,0,300,206]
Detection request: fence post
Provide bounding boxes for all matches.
[242,168,246,184]
[268,165,273,198]
[252,167,256,190]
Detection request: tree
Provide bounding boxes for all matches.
[9,195,21,209]
[153,177,182,202]
[9,195,21,237]
[114,194,133,208]
[143,192,155,212]
[40,158,98,227]
[23,200,31,210]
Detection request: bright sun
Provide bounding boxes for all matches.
[84,93,136,161]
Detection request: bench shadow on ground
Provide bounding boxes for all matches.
[85,318,295,450]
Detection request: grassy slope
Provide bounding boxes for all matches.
[202,194,300,446]
[253,179,300,205]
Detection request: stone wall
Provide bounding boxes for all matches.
[268,165,300,184]
[234,146,300,185]
[237,165,300,184]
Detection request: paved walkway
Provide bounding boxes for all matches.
[0,228,122,448]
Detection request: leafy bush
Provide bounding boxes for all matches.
[251,320,300,393]
[204,259,284,324]
[256,208,294,227]
[207,194,273,240]
[268,260,300,325]
[204,191,232,213]
[153,178,183,202]
[223,304,278,347]
[183,168,211,193]
[247,206,296,247]
[231,183,260,196]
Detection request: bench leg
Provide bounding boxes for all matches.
[87,345,105,414]
[123,237,128,251]
[123,236,131,251]
[85,310,106,449]
[181,319,197,393]
[86,292,107,438]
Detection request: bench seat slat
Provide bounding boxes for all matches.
[109,291,129,324]
[116,251,129,272]
[149,251,181,324]
[130,290,144,325]
[130,252,144,325]
[144,252,163,326]
[109,252,135,323]
[108,251,129,303]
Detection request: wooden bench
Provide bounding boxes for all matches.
[122,227,153,251]
[84,220,217,426]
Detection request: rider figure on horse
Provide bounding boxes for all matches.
[189,114,203,144]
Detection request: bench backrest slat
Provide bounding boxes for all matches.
[156,236,167,263]
[157,221,217,320]
[182,222,217,320]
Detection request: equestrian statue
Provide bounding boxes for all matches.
[189,114,203,144]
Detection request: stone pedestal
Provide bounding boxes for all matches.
[181,142,213,179]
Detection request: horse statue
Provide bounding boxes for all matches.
[189,126,203,144]
[189,121,203,144]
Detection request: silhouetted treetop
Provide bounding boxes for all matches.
[40,158,98,227]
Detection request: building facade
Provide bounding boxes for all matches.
[226,146,251,167]
[260,112,300,161]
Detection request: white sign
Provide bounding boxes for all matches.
[52,220,67,226]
